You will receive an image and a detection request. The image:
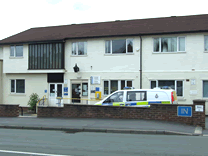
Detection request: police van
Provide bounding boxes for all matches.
[95,87,178,107]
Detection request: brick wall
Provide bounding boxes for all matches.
[0,105,19,117]
[38,100,206,129]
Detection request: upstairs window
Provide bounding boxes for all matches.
[72,42,87,55]
[153,37,185,52]
[105,39,133,54]
[10,45,23,57]
[205,36,208,51]
[29,43,64,69]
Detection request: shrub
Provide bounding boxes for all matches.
[27,93,39,111]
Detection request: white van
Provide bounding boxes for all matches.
[95,88,178,107]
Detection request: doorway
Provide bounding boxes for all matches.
[72,84,81,103]
[49,83,63,106]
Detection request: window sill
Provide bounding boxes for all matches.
[152,52,186,54]
[9,93,26,96]
[177,97,186,101]
[104,53,134,56]
[70,55,87,57]
[204,51,208,53]
[9,57,24,59]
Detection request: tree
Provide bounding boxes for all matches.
[27,93,39,112]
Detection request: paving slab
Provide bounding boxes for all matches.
[0,117,197,135]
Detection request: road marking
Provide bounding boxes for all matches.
[203,135,208,136]
[0,149,70,156]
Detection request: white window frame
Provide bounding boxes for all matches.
[149,80,184,97]
[10,79,25,94]
[103,80,133,95]
[105,39,134,54]
[71,42,87,56]
[153,37,186,53]
[10,45,23,57]
[204,35,208,52]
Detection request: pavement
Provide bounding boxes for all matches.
[0,114,206,136]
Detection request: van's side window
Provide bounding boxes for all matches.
[127,91,146,101]
[104,91,124,103]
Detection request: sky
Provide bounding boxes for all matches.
[0,0,207,40]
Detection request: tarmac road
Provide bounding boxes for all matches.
[0,129,207,156]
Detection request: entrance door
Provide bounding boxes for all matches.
[72,84,81,103]
[49,83,63,106]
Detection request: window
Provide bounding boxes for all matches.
[205,36,208,51]
[10,45,23,57]
[11,79,25,93]
[72,42,87,55]
[105,39,133,54]
[203,81,208,97]
[126,91,146,101]
[104,91,124,103]
[153,37,185,52]
[103,80,133,95]
[29,43,64,69]
[150,80,183,96]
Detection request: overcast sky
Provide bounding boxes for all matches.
[0,0,207,40]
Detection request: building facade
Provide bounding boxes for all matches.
[1,14,208,114]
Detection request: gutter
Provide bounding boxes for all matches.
[140,36,142,89]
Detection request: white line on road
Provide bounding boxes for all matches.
[0,149,70,156]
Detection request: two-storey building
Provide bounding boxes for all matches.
[1,14,208,114]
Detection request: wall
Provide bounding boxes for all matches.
[0,104,19,117]
[38,100,205,129]
[0,61,2,104]
[142,33,208,114]
[0,47,3,60]
[2,74,47,107]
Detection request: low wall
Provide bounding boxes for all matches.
[38,100,206,129]
[0,104,19,117]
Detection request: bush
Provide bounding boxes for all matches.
[27,93,39,111]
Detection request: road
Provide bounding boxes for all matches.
[0,129,207,156]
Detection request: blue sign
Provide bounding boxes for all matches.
[44,90,47,93]
[64,87,68,92]
[96,87,99,91]
[177,106,192,117]
[64,93,68,96]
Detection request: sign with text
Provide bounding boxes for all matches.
[177,106,192,117]
[64,87,68,92]
[195,105,203,112]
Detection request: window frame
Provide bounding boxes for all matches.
[10,45,23,57]
[103,80,133,95]
[105,38,134,54]
[153,36,186,53]
[204,35,208,52]
[149,80,184,97]
[10,79,25,94]
[126,91,147,102]
[72,42,87,56]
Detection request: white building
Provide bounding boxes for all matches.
[1,14,208,114]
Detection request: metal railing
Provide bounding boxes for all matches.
[36,95,48,113]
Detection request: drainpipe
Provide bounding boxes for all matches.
[140,36,142,89]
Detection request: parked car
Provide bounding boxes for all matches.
[95,87,178,107]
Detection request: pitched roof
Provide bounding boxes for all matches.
[1,14,208,45]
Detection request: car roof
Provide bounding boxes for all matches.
[116,89,174,92]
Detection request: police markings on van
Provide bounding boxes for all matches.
[95,87,178,107]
